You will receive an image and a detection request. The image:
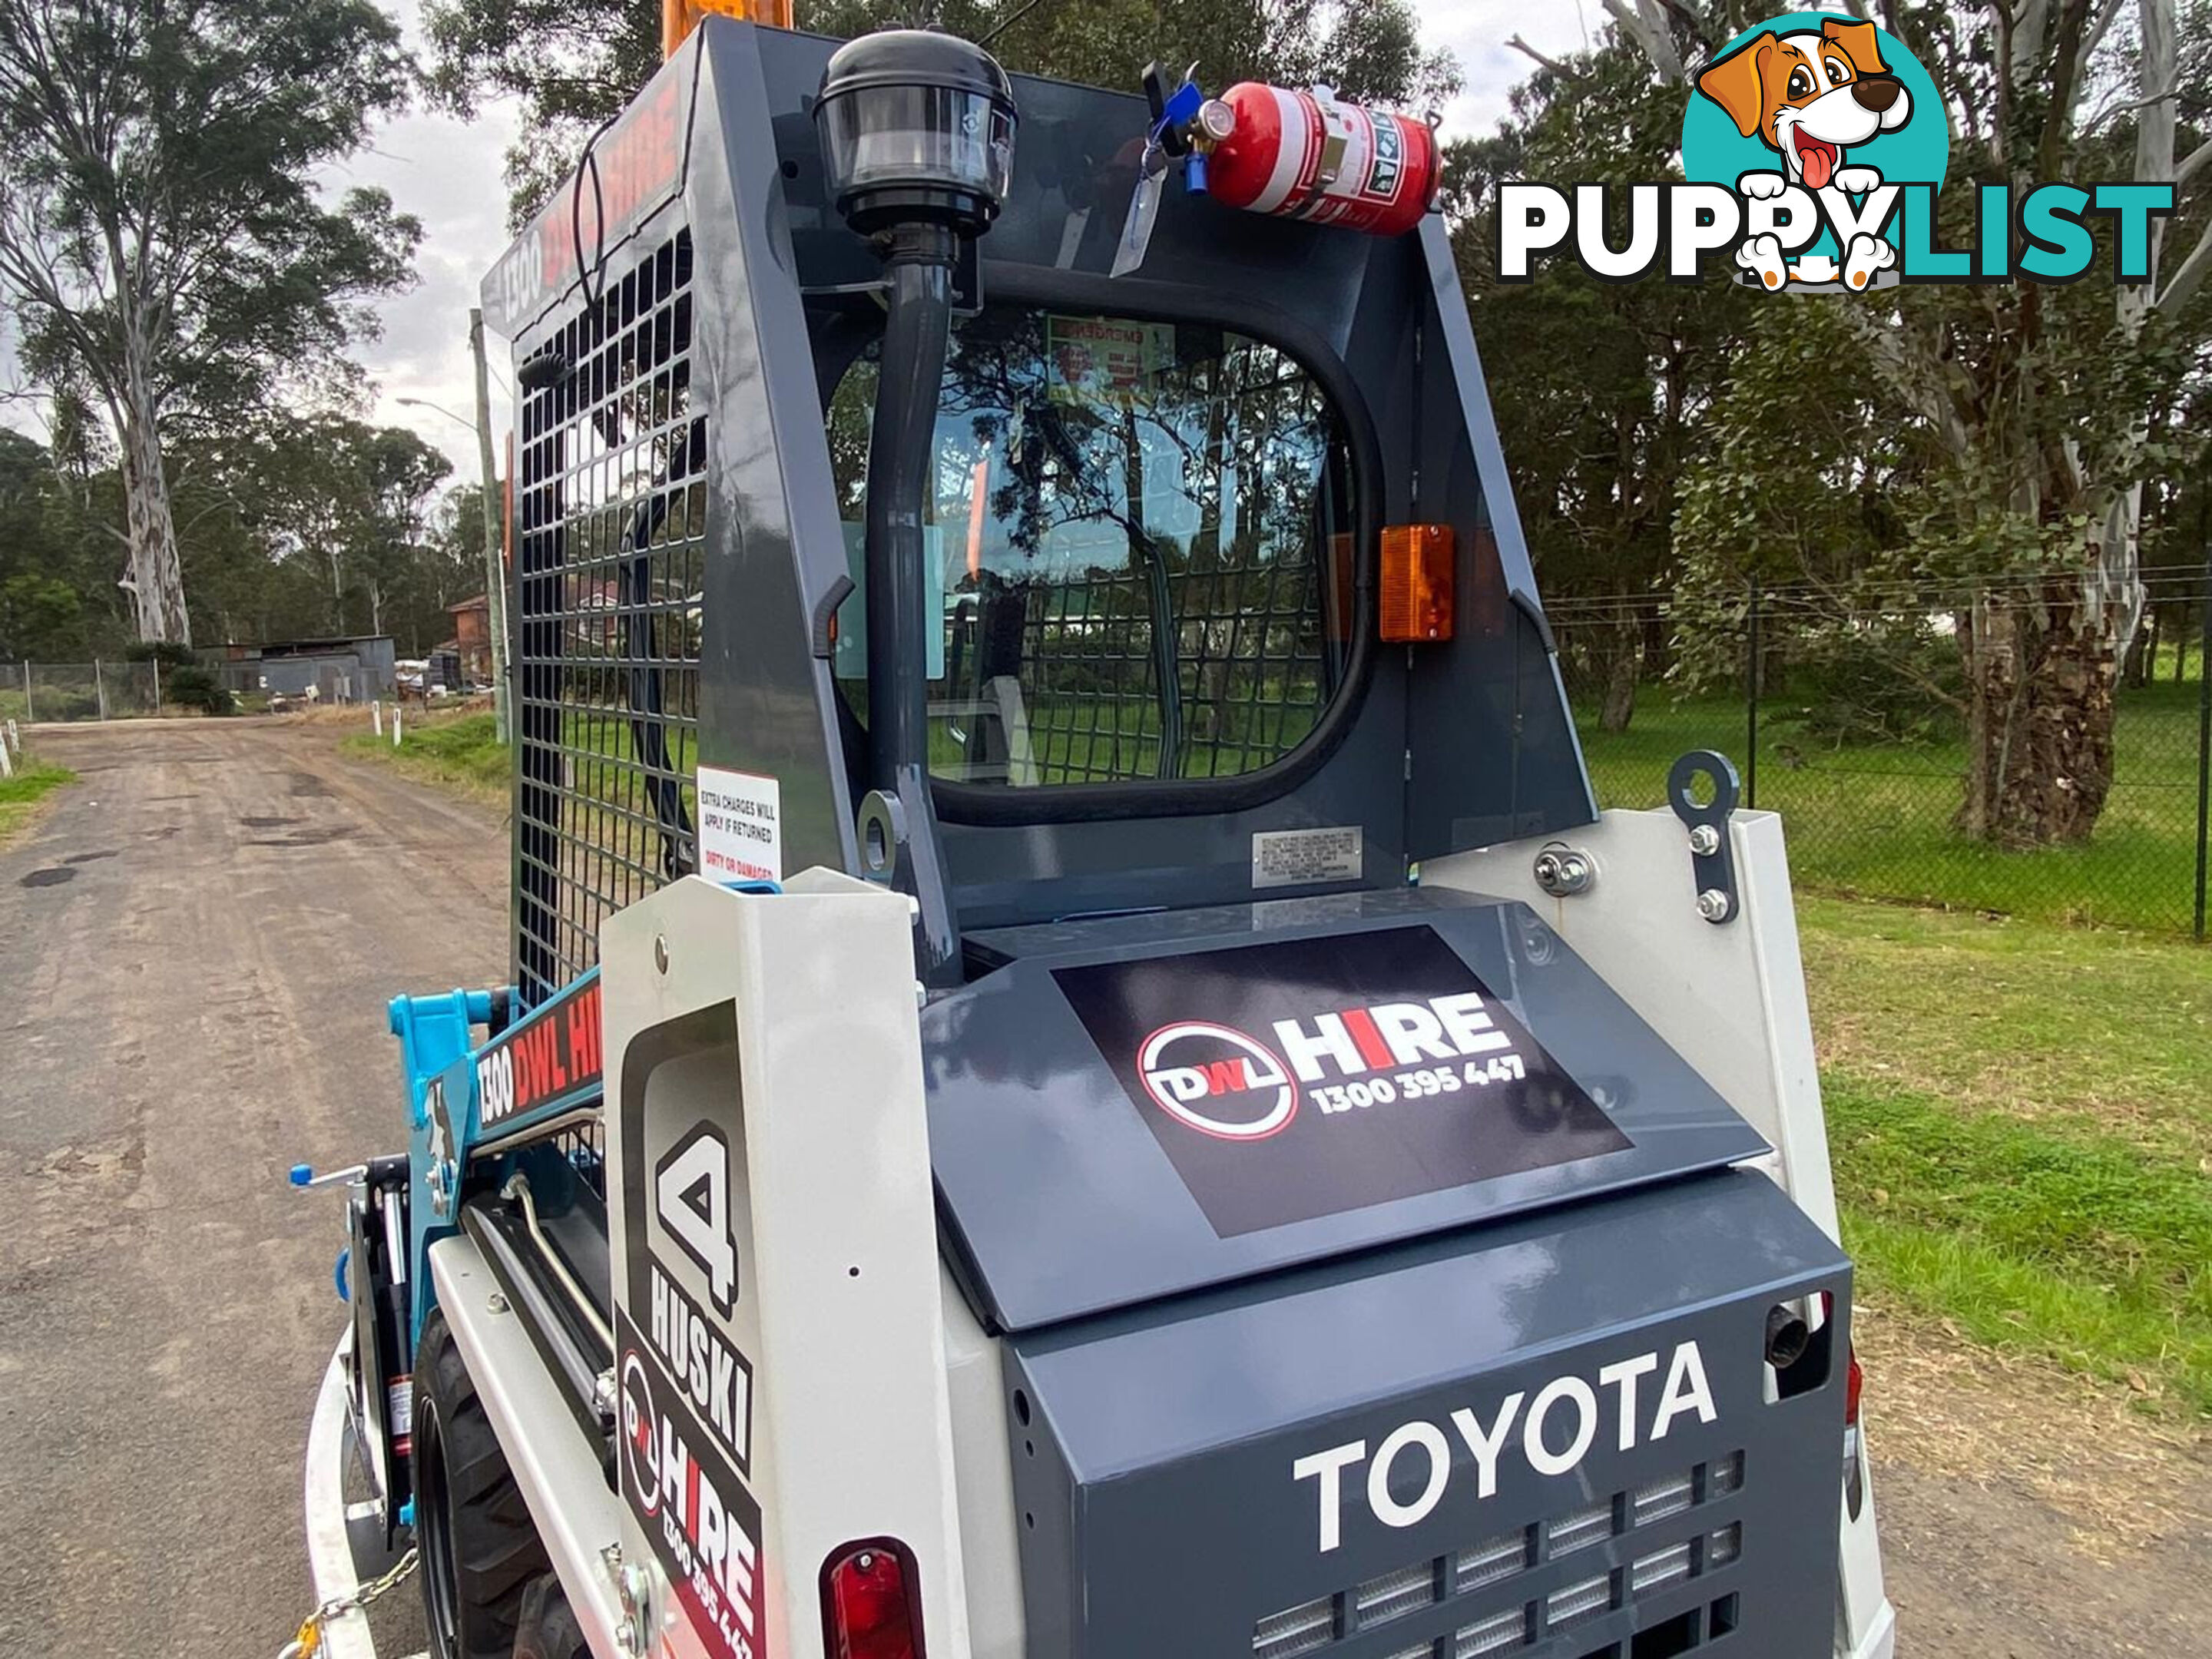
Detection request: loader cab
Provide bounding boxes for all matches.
[482,18,1597,1002]
[777,35,1598,955]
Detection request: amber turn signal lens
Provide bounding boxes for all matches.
[1379,523,1455,642]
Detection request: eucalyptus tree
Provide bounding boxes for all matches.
[0,0,421,644]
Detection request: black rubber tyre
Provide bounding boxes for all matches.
[512,1572,594,1659]
[412,1311,550,1659]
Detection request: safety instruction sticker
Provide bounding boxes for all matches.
[697,767,781,885]
[1053,926,1631,1237]
[1251,825,1363,889]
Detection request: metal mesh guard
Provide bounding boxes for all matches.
[514,225,703,1006]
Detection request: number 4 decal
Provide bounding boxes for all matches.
[654,1123,740,1315]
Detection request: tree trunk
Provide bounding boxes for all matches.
[1598,618,1640,733]
[1955,575,2121,847]
[116,343,190,645]
[2124,617,2151,687]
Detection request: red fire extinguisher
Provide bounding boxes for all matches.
[1197,83,1442,237]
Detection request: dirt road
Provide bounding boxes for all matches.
[0,720,501,1655]
[0,719,2205,1656]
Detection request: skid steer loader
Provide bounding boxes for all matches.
[293,14,1896,1659]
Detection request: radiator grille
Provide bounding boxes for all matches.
[1250,1452,1747,1659]
[514,224,704,1006]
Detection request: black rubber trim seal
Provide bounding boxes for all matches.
[925,260,1386,826]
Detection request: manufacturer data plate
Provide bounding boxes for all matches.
[1053,925,1631,1237]
[1251,825,1363,889]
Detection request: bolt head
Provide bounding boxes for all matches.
[653,934,669,975]
[1697,888,1733,922]
[1532,845,1594,897]
[1687,823,1721,856]
[486,1290,510,1315]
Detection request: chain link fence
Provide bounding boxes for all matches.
[1550,564,2212,939]
[3,661,166,724]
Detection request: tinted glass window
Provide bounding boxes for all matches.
[830,308,1354,786]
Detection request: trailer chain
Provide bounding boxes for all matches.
[277,1545,419,1659]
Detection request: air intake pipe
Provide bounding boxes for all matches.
[815,29,1015,984]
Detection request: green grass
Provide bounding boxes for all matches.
[0,759,75,842]
[1803,896,2212,1412]
[1581,683,2209,934]
[348,692,2212,1408]
[344,710,511,803]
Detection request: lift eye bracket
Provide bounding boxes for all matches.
[1667,748,1742,925]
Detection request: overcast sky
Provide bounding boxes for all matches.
[336,1,1599,489]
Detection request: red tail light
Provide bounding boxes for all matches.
[821,1538,926,1659]
[1844,1343,1864,1426]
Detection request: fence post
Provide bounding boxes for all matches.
[151,656,161,712]
[18,661,28,724]
[0,733,11,780]
[94,657,107,720]
[1745,578,1761,810]
[2194,547,2210,942]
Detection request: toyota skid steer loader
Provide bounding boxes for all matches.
[292,15,1896,1659]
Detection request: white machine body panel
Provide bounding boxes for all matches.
[600,873,972,1659]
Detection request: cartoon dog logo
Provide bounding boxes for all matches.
[1695,17,1913,290]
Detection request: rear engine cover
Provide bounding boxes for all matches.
[930,889,1772,1331]
[1005,1171,1848,1658]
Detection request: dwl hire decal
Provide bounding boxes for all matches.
[1498,12,2171,293]
[1055,926,1631,1238]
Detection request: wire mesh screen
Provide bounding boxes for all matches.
[553,1118,606,1200]
[1547,565,2211,938]
[514,226,705,1007]
[830,309,1352,788]
[979,545,1333,784]
[13,661,159,721]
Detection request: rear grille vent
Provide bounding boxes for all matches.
[1254,1597,1336,1659]
[1250,1452,1747,1659]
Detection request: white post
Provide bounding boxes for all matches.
[94,657,108,720]
[151,657,161,711]
[392,705,402,747]
[371,700,382,737]
[0,737,12,780]
[5,717,16,754]
[21,660,31,724]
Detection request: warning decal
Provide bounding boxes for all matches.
[1053,926,1631,1237]
[697,767,781,884]
[618,1308,765,1659]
